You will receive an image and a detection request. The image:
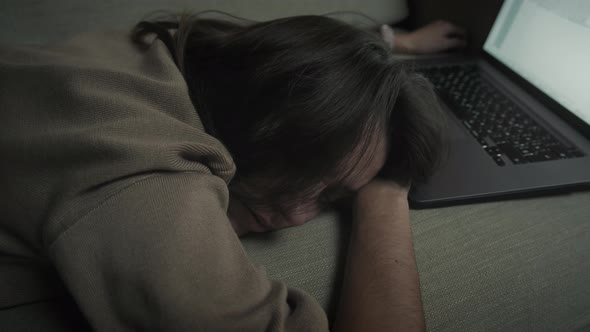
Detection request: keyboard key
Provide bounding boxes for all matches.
[420,64,586,165]
[493,155,506,166]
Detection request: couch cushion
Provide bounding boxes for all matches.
[0,0,408,45]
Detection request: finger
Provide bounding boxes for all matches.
[442,37,467,50]
[446,26,466,39]
[439,21,467,38]
[447,26,467,39]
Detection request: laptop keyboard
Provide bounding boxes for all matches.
[420,64,585,166]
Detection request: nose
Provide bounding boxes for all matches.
[284,204,322,226]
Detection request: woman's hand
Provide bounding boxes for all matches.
[383,20,467,54]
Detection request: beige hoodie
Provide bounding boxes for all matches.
[0,30,327,331]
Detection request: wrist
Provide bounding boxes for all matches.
[354,192,409,227]
[358,180,409,199]
[393,32,415,54]
[356,183,409,216]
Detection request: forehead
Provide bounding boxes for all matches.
[334,133,388,191]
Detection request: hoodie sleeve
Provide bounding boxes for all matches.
[48,172,328,331]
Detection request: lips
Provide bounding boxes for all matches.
[256,206,321,230]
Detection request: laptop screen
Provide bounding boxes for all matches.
[483,0,590,126]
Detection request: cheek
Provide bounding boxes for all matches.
[283,206,322,226]
[258,201,322,228]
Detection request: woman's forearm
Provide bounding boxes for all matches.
[333,181,425,332]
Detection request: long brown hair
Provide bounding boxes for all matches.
[132,12,446,208]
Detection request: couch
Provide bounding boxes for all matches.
[1,0,589,331]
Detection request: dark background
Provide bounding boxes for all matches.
[404,0,505,54]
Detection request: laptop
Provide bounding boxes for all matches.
[408,0,590,208]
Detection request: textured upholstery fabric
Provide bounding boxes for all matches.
[0,0,408,45]
[243,191,590,331]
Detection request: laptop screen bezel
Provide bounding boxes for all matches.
[481,43,590,140]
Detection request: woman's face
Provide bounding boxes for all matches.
[228,135,388,236]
